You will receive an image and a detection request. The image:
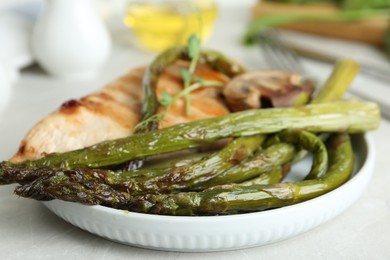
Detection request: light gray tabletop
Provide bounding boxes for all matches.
[1,4,390,260]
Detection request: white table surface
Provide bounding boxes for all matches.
[1,4,390,260]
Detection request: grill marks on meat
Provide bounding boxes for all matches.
[11,62,230,163]
[11,67,145,163]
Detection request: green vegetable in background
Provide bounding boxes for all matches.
[265,0,339,4]
[243,8,389,45]
[245,0,390,57]
[342,0,390,10]
[263,0,390,9]
[386,26,390,57]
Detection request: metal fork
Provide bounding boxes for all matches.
[257,29,390,81]
[256,29,390,119]
[256,30,306,74]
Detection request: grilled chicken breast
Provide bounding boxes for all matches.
[11,61,230,163]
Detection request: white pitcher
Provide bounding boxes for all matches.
[32,0,111,80]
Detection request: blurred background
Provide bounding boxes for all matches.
[0,0,389,116]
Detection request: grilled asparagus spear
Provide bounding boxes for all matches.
[112,135,264,193]
[238,165,287,186]
[0,100,379,184]
[7,136,263,193]
[195,129,327,189]
[15,133,353,215]
[193,142,295,189]
[311,58,360,104]
[123,133,355,215]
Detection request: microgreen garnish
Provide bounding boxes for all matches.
[188,34,201,62]
[182,34,202,115]
[135,34,225,131]
[157,80,224,123]
[159,90,174,107]
[158,34,224,119]
[180,69,192,87]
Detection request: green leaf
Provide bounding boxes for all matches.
[194,76,204,84]
[188,34,201,59]
[180,69,192,85]
[159,91,174,106]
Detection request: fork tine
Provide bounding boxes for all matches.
[260,40,290,70]
[257,30,290,70]
[257,30,306,74]
[273,44,305,72]
[268,43,298,71]
[259,30,294,71]
[267,30,305,72]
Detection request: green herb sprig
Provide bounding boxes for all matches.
[135,35,225,131]
[159,79,224,113]
[159,35,225,118]
[182,35,201,116]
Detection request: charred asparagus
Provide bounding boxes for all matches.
[15,133,353,215]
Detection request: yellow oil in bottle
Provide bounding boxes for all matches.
[124,0,217,52]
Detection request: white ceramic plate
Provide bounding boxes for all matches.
[43,133,374,252]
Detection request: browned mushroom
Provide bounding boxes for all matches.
[222,70,315,112]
